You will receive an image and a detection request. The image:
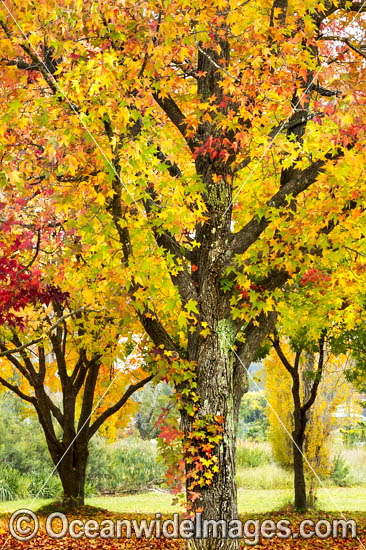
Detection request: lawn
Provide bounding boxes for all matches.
[0,488,365,516]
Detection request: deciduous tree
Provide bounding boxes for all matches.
[265,336,356,510]
[0,191,152,508]
[1,0,366,546]
[0,294,152,508]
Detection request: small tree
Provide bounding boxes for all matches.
[0,297,152,508]
[264,335,352,510]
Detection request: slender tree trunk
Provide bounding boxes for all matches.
[274,343,325,512]
[292,394,307,510]
[292,431,307,510]
[291,352,315,510]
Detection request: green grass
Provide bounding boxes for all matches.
[237,464,293,490]
[239,488,366,513]
[88,493,181,514]
[316,487,366,512]
[0,488,365,516]
[0,498,51,514]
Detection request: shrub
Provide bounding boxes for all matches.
[331,455,350,487]
[341,422,366,447]
[28,472,62,499]
[0,395,54,477]
[84,482,98,498]
[0,465,30,501]
[113,440,165,492]
[237,391,269,441]
[87,437,165,493]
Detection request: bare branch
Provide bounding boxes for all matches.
[320,35,366,59]
[0,375,36,404]
[272,336,295,374]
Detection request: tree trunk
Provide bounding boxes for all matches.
[182,317,241,550]
[56,443,88,509]
[291,352,315,511]
[292,432,307,511]
[291,358,308,512]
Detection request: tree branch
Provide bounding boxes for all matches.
[310,82,342,97]
[272,336,295,374]
[319,35,366,59]
[0,57,39,70]
[152,93,195,152]
[0,375,36,404]
[302,334,325,414]
[77,360,101,439]
[0,342,33,383]
[88,375,153,439]
[0,305,94,358]
[19,42,58,94]
[230,156,339,257]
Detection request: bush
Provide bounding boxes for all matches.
[114,440,165,492]
[237,391,269,441]
[331,454,350,487]
[341,422,366,447]
[0,465,30,501]
[84,482,98,498]
[0,395,54,476]
[28,472,62,499]
[86,436,115,490]
[87,437,165,493]
[236,441,272,469]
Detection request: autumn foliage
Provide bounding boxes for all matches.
[1,0,366,547]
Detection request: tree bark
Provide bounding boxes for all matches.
[56,443,89,509]
[291,354,308,511]
[183,323,240,550]
[292,431,307,510]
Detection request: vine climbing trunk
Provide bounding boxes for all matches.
[183,318,240,550]
[177,153,254,548]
